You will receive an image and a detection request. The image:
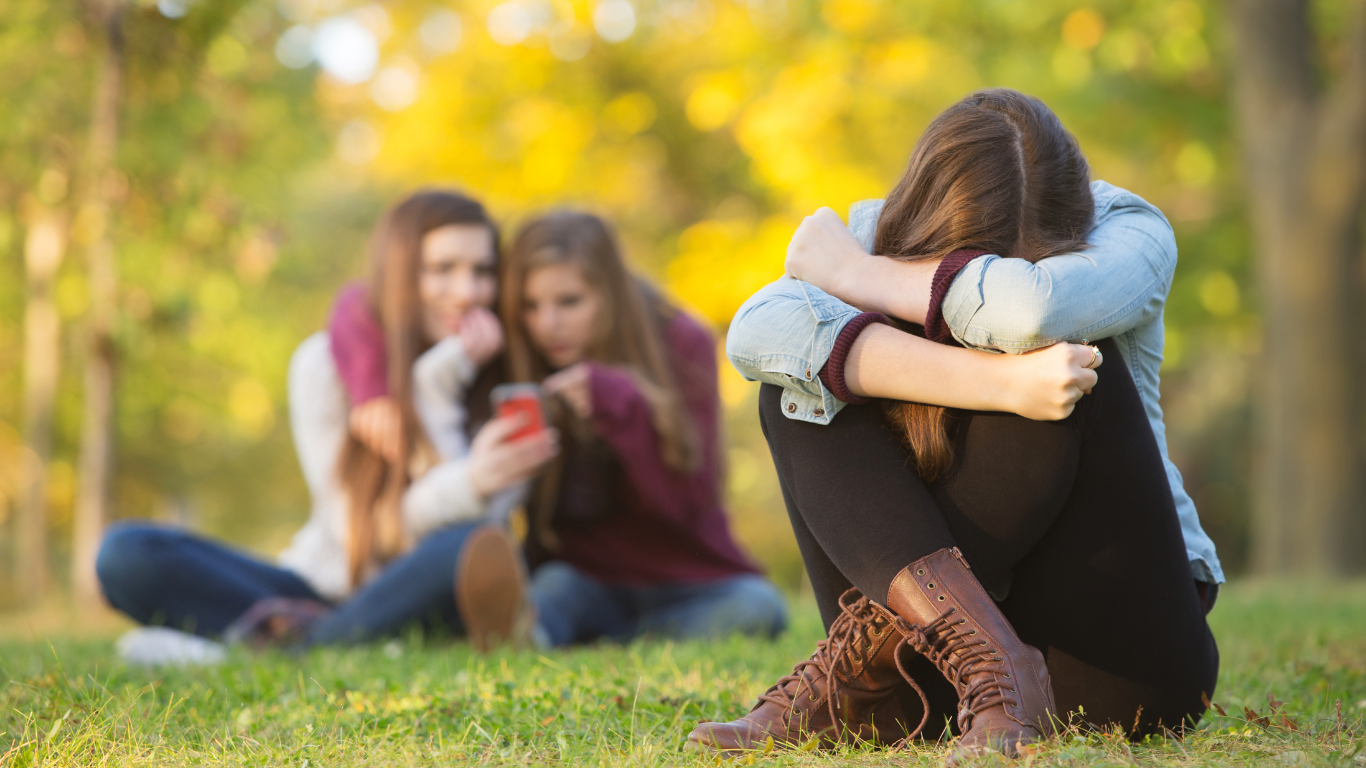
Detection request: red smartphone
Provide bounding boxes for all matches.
[491,383,546,441]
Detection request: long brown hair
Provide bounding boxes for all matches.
[876,88,1094,481]
[338,190,500,586]
[500,212,700,544]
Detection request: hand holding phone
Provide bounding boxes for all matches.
[490,383,546,441]
[472,383,557,499]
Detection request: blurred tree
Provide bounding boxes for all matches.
[72,0,126,605]
[1,0,335,603]
[2,0,90,605]
[1229,0,1366,574]
[17,195,68,604]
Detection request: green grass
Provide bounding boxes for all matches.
[3,580,1366,766]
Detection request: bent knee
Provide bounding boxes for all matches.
[96,523,172,595]
[530,561,593,595]
[1055,643,1219,738]
[723,576,788,637]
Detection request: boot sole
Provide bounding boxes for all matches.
[455,525,527,653]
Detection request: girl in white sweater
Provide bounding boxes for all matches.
[97,191,556,651]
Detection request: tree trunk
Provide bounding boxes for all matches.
[72,0,125,604]
[15,202,68,605]
[1230,0,1366,574]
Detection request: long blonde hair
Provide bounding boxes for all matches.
[500,212,699,544]
[337,190,499,586]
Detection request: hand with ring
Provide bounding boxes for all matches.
[1085,345,1102,369]
[1079,339,1103,370]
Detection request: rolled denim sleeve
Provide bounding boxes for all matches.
[941,182,1178,353]
[725,276,865,424]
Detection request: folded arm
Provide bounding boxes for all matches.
[725,278,1098,423]
[941,189,1176,352]
[783,206,940,324]
[842,323,1097,420]
[792,183,1176,353]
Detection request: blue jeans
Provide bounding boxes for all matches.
[96,521,479,644]
[530,561,787,647]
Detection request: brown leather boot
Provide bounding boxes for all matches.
[687,588,929,752]
[885,547,1056,764]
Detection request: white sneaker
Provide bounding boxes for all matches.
[528,619,552,651]
[115,627,227,667]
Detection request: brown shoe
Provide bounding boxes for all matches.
[885,547,1056,764]
[223,597,331,650]
[687,588,929,752]
[455,525,532,653]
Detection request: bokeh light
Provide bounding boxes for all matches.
[371,64,420,113]
[488,3,534,45]
[157,0,191,19]
[549,22,592,61]
[336,119,380,164]
[275,25,314,69]
[312,16,379,84]
[594,0,637,42]
[419,10,464,56]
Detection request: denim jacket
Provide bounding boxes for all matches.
[726,181,1224,584]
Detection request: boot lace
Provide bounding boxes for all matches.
[756,591,929,742]
[892,607,1013,733]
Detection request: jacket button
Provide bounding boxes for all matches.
[805,368,812,378]
[786,403,797,413]
[814,408,825,417]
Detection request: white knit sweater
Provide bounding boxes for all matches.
[276,332,521,601]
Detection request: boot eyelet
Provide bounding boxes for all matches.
[926,582,935,589]
[970,630,978,635]
[937,595,946,601]
[917,569,925,576]
[958,619,967,625]
[1003,673,1011,679]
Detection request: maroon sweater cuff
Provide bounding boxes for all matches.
[924,249,987,345]
[818,312,891,405]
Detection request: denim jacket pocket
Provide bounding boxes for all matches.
[746,351,843,424]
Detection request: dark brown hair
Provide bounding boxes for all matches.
[500,211,700,546]
[876,88,1094,481]
[339,190,500,586]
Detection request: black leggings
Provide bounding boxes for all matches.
[761,339,1218,738]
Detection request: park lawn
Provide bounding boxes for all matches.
[3,580,1366,767]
